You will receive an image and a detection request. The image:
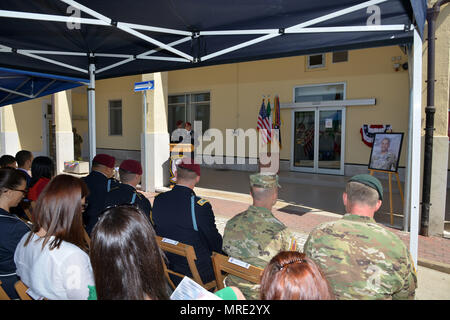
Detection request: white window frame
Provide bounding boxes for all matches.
[168,91,211,133]
[108,99,122,136]
[307,53,326,69]
[293,82,346,104]
[290,82,347,175]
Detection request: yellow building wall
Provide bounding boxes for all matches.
[8,97,47,152]
[168,46,410,166]
[94,74,142,150]
[72,90,88,148]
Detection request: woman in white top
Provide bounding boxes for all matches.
[14,174,94,300]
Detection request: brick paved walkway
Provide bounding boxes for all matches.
[143,188,450,270]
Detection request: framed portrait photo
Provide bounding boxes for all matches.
[368,133,404,172]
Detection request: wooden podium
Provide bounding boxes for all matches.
[369,169,404,226]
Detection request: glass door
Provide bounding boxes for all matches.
[292,107,345,175]
[318,108,344,174]
[293,109,315,172]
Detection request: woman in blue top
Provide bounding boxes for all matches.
[0,168,30,299]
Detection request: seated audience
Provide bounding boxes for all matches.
[89,205,243,301]
[28,156,55,205]
[222,173,298,300]
[82,153,116,236]
[14,174,94,300]
[0,155,17,169]
[303,174,417,300]
[260,251,334,300]
[103,160,152,223]
[0,168,31,299]
[152,160,223,286]
[89,205,169,300]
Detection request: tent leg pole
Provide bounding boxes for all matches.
[403,87,413,232]
[409,29,422,269]
[88,63,96,169]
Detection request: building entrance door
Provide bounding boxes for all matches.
[292,107,345,175]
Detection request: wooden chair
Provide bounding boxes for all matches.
[14,280,33,300]
[211,252,264,290]
[156,236,216,291]
[0,280,11,300]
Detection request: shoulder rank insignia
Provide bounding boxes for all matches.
[197,198,209,206]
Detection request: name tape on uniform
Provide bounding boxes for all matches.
[228,257,250,269]
[162,238,179,246]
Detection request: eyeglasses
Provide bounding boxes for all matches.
[10,188,28,195]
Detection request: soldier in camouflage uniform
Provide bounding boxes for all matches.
[222,173,298,300]
[304,174,417,300]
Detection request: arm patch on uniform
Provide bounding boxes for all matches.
[197,198,209,206]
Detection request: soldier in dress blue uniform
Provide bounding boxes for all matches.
[103,159,152,222]
[152,160,223,286]
[82,154,116,236]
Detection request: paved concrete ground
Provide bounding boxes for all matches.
[144,168,450,300]
[197,167,445,229]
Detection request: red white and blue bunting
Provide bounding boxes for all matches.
[360,124,392,147]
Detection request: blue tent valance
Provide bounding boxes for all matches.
[0,67,87,107]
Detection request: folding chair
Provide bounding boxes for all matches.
[14,280,33,300]
[156,236,216,291]
[0,280,11,300]
[211,252,264,290]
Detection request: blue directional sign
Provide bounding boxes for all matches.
[134,80,154,92]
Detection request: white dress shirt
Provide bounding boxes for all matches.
[14,232,94,300]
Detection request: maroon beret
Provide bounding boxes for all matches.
[120,159,142,175]
[178,159,200,177]
[92,154,115,168]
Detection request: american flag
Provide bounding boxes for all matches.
[274,95,281,148]
[257,99,272,144]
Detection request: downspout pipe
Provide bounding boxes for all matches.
[420,0,449,236]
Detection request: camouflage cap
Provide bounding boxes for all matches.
[249,173,281,189]
[349,174,383,200]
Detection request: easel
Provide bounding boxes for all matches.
[369,169,404,226]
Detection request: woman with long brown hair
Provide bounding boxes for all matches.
[89,205,169,300]
[260,251,334,300]
[14,174,93,300]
